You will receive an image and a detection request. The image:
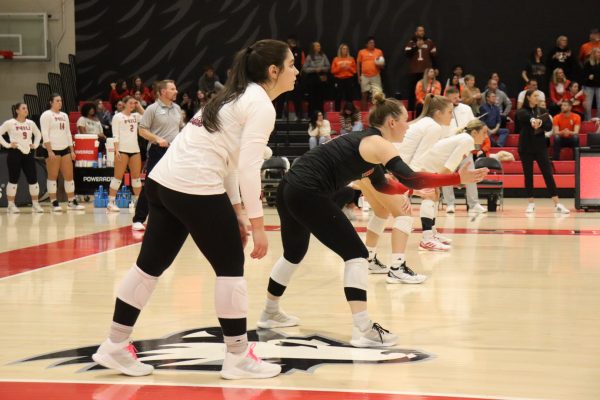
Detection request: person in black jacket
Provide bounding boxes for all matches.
[517,89,570,214]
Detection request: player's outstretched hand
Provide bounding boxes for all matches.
[250,228,268,259]
[459,161,489,184]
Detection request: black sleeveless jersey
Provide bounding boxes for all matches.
[284,127,382,193]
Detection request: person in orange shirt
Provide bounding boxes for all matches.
[414,68,441,116]
[357,37,384,110]
[331,43,357,111]
[552,100,580,160]
[579,28,600,65]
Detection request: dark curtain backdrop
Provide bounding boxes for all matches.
[75,0,598,101]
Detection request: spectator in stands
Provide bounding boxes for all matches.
[279,35,305,121]
[95,100,111,135]
[444,65,465,91]
[516,89,569,214]
[307,110,331,149]
[522,47,548,93]
[331,43,357,111]
[582,47,600,120]
[133,90,147,108]
[461,74,483,115]
[490,72,507,94]
[552,100,580,160]
[563,82,586,119]
[480,91,509,147]
[192,90,208,114]
[357,37,384,111]
[130,76,153,105]
[303,42,331,116]
[77,103,105,138]
[111,101,125,121]
[109,80,129,106]
[579,28,600,66]
[404,26,437,111]
[548,35,575,78]
[482,79,511,126]
[179,92,193,122]
[415,68,442,116]
[197,65,224,95]
[517,79,546,109]
[443,74,462,96]
[549,68,571,115]
[339,102,363,135]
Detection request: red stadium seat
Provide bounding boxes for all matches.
[505,134,519,147]
[69,112,81,123]
[70,122,78,135]
[552,161,575,174]
[489,147,519,160]
[581,121,597,134]
[323,100,335,112]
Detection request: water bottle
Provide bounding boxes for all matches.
[97,152,103,168]
[102,154,107,168]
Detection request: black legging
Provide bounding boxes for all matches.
[133,145,168,224]
[519,150,557,198]
[277,180,368,265]
[7,149,38,184]
[335,77,355,111]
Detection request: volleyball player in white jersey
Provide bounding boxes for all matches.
[0,103,43,213]
[107,96,145,212]
[40,94,84,212]
[399,94,454,251]
[92,39,298,380]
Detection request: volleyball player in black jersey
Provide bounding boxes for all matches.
[257,92,488,347]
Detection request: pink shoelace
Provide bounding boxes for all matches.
[126,343,139,360]
[247,343,261,363]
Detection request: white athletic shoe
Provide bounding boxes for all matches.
[469,203,487,214]
[432,228,452,245]
[67,199,85,210]
[220,343,281,380]
[92,339,154,377]
[132,222,146,231]
[7,204,20,213]
[107,203,120,213]
[555,203,570,214]
[446,204,455,214]
[386,263,427,284]
[350,322,398,348]
[257,309,299,329]
[31,203,44,213]
[368,255,389,274]
[52,200,62,212]
[419,238,451,252]
[525,203,535,213]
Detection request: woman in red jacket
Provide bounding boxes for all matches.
[109,80,129,106]
[549,68,571,115]
[130,76,154,105]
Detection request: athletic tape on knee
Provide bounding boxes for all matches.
[420,199,435,219]
[367,215,387,236]
[64,180,75,193]
[393,216,413,235]
[270,256,300,287]
[110,178,122,191]
[6,183,17,197]
[47,180,57,194]
[215,276,248,319]
[116,264,159,310]
[131,178,142,188]
[344,258,368,291]
[29,183,39,197]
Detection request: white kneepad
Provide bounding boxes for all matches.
[393,216,413,235]
[64,180,75,193]
[29,183,40,196]
[215,277,248,319]
[270,257,299,287]
[131,178,142,189]
[47,180,57,194]
[117,265,159,310]
[344,258,368,291]
[6,183,17,197]
[420,199,436,219]
[110,178,122,192]
[367,215,387,236]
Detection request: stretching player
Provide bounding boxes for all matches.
[0,103,43,213]
[107,96,145,212]
[257,92,488,348]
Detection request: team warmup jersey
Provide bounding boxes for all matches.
[149,83,275,219]
[0,118,41,154]
[415,133,475,173]
[398,117,446,168]
[112,112,142,153]
[40,110,72,150]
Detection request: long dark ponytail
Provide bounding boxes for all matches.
[202,39,289,133]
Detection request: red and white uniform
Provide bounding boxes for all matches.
[112,112,142,153]
[40,110,72,150]
[0,118,42,154]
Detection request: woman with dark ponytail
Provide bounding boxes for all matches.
[93,39,298,380]
[257,91,488,348]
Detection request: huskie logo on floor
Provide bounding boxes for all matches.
[15,327,432,374]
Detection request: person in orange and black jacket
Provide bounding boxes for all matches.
[331,43,357,111]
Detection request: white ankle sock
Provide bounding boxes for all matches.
[352,310,371,331]
[367,247,376,260]
[109,321,133,344]
[265,297,279,314]
[224,333,248,354]
[391,253,405,266]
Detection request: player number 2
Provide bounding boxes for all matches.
[130,124,134,132]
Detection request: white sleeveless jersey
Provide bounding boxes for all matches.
[150,83,275,219]
[112,112,142,153]
[398,117,446,170]
[40,110,72,150]
[0,118,42,154]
